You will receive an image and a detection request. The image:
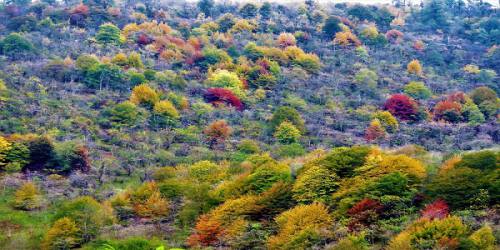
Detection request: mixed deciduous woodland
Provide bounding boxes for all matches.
[0,0,498,249]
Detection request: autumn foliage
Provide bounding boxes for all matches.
[187,215,225,248]
[204,88,244,111]
[204,120,232,147]
[421,199,450,220]
[347,198,384,231]
[384,94,419,121]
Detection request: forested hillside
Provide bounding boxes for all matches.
[0,0,498,249]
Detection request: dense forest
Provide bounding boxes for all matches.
[0,0,498,249]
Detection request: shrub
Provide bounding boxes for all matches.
[0,135,11,167]
[204,120,232,148]
[13,182,42,210]
[153,100,179,126]
[334,31,361,47]
[277,33,296,47]
[384,94,419,121]
[96,23,122,45]
[347,198,384,231]
[294,53,321,73]
[204,88,244,111]
[364,119,385,142]
[274,121,301,144]
[129,84,159,108]
[433,100,462,122]
[427,167,484,209]
[385,29,404,44]
[128,52,143,69]
[404,81,431,100]
[237,139,260,154]
[206,70,245,97]
[455,150,498,171]
[267,203,332,250]
[108,101,140,128]
[1,33,35,58]
[54,196,114,242]
[354,68,378,89]
[469,225,496,250]
[270,106,305,133]
[187,215,225,248]
[75,54,99,72]
[420,199,449,220]
[244,161,291,194]
[470,86,497,105]
[372,111,398,132]
[42,217,81,250]
[292,165,338,204]
[387,216,468,250]
[407,59,423,75]
[312,146,371,178]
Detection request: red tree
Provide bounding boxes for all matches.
[421,199,449,220]
[204,88,244,111]
[347,198,384,231]
[433,100,462,122]
[384,94,419,121]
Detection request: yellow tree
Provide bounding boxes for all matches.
[407,59,423,75]
[129,84,159,107]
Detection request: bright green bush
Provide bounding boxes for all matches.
[292,165,338,204]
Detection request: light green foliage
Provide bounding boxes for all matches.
[128,52,143,69]
[292,165,338,204]
[108,101,141,128]
[75,54,99,72]
[462,100,485,125]
[54,196,114,242]
[96,23,122,45]
[403,81,432,99]
[188,160,222,183]
[274,121,301,144]
[270,106,305,133]
[206,69,245,97]
[354,68,378,89]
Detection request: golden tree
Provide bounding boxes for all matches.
[407,59,423,75]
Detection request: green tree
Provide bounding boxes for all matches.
[197,0,214,17]
[270,106,305,133]
[274,121,301,144]
[354,68,378,89]
[293,165,338,204]
[240,3,258,18]
[54,196,114,242]
[1,33,35,58]
[259,2,272,20]
[323,17,342,38]
[404,81,432,100]
[96,23,122,45]
[108,101,141,128]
